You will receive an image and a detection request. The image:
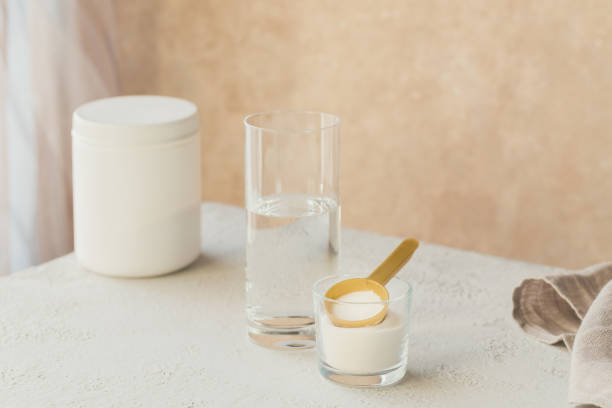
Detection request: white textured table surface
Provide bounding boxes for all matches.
[1,203,569,407]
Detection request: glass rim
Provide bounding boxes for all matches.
[243,110,341,134]
[312,274,412,305]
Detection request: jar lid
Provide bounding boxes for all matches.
[72,95,199,145]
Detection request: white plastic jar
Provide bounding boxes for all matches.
[72,95,201,278]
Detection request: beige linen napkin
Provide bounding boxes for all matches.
[512,263,612,408]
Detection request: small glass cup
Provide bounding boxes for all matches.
[313,274,412,387]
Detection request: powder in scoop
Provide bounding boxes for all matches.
[331,290,385,321]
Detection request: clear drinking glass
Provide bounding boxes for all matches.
[244,111,340,350]
[313,274,412,386]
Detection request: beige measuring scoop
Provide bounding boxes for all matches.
[324,238,419,328]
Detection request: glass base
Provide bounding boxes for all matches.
[319,362,407,387]
[248,316,315,350]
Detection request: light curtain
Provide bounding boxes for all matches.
[0,0,119,273]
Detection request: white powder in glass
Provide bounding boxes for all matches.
[320,294,407,374]
[330,290,385,321]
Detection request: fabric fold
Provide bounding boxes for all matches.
[569,281,612,408]
[512,262,612,408]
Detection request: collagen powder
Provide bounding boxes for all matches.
[320,291,407,374]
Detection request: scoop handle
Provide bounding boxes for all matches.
[367,238,419,286]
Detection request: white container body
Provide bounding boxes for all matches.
[72,96,201,278]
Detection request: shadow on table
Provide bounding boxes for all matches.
[159,251,243,280]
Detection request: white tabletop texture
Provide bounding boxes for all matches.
[0,203,570,407]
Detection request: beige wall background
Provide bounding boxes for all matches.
[116,0,612,269]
